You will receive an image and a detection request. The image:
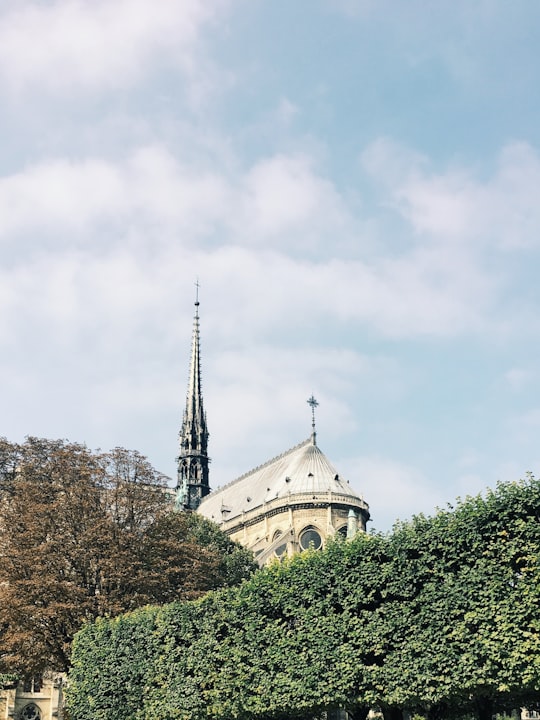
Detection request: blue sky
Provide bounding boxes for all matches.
[2,0,540,531]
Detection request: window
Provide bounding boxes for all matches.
[299,526,322,551]
[272,530,287,558]
[337,525,348,539]
[22,676,42,694]
[20,704,41,720]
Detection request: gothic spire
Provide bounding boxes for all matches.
[176,285,210,510]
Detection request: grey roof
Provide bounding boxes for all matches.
[197,433,367,525]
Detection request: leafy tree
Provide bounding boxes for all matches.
[0,437,256,677]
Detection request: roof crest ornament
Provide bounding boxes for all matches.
[307,394,319,446]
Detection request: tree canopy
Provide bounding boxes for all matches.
[68,474,540,720]
[0,437,256,677]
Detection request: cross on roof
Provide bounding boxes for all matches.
[307,394,319,432]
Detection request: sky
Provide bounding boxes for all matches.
[2,0,540,532]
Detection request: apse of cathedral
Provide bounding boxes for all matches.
[176,295,370,566]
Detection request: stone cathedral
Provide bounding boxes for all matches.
[0,295,370,720]
[176,296,370,565]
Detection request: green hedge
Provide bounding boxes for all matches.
[68,606,159,720]
[67,476,540,720]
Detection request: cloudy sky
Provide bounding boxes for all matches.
[3,0,540,532]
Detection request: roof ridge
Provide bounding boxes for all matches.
[204,437,313,500]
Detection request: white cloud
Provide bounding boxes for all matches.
[0,144,499,343]
[363,138,540,250]
[0,0,227,95]
[204,343,371,493]
[331,247,495,336]
[0,148,350,258]
[3,132,537,373]
[175,243,493,340]
[237,153,350,248]
[0,158,126,238]
[343,454,446,532]
[0,145,230,247]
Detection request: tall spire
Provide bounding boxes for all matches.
[176,283,210,510]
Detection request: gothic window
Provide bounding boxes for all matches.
[20,704,41,720]
[272,530,287,558]
[337,525,348,538]
[22,676,42,693]
[299,526,322,551]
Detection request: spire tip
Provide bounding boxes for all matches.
[307,394,319,444]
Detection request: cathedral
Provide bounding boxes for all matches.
[0,295,370,720]
[176,295,370,565]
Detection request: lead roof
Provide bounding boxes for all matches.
[197,432,366,524]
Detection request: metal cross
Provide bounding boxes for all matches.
[307,394,319,431]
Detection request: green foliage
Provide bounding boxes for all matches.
[67,475,540,720]
[0,673,18,689]
[182,511,258,589]
[68,607,159,720]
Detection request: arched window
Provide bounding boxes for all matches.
[272,530,288,558]
[20,704,41,720]
[299,526,322,551]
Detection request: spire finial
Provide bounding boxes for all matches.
[195,278,200,309]
[307,394,319,444]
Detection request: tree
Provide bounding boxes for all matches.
[0,437,256,677]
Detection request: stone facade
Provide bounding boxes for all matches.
[0,675,64,720]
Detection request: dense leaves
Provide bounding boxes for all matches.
[68,474,540,720]
[0,437,256,677]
